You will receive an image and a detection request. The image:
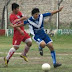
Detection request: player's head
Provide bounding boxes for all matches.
[12,3,19,14]
[31,8,40,19]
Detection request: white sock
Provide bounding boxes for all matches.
[6,47,16,60]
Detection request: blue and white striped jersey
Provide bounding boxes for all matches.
[24,12,51,35]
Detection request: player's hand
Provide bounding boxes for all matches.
[13,24,18,27]
[20,30,24,35]
[9,24,15,28]
[59,6,64,12]
[14,19,20,23]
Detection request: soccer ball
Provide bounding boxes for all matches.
[42,63,51,72]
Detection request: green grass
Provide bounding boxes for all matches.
[0,35,72,72]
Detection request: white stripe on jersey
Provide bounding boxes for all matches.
[28,14,43,28]
[29,25,35,35]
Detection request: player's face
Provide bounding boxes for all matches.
[33,13,39,19]
[14,7,19,14]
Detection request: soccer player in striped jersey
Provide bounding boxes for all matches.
[13,7,63,68]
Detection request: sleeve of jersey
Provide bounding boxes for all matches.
[24,20,29,25]
[19,11,24,17]
[42,13,52,17]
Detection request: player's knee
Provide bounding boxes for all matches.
[27,41,32,47]
[29,42,32,47]
[14,46,19,50]
[41,44,45,48]
[40,42,46,48]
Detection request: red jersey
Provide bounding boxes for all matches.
[9,11,30,45]
[9,11,24,37]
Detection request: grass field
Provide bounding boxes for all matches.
[0,35,72,72]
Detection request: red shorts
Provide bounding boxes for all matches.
[13,32,31,46]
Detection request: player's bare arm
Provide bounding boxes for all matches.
[15,27,24,35]
[10,23,24,35]
[14,16,28,23]
[13,23,24,28]
[51,6,63,15]
[9,24,15,28]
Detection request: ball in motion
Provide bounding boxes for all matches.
[42,63,51,72]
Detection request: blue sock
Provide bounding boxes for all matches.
[51,51,56,65]
[39,46,42,51]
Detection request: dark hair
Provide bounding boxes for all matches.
[31,8,40,15]
[12,3,19,11]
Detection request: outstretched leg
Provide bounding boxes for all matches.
[20,38,32,62]
[4,46,19,66]
[46,42,62,68]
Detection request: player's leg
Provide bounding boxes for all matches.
[46,42,56,65]
[46,42,62,68]
[44,34,62,68]
[33,35,46,56]
[4,46,16,66]
[20,33,32,62]
[39,41,46,56]
[22,38,32,56]
[39,45,43,56]
[4,37,21,66]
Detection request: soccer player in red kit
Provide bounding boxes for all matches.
[4,3,32,66]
